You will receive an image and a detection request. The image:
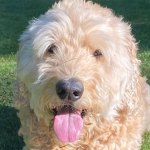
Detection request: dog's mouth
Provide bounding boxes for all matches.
[51,105,86,143]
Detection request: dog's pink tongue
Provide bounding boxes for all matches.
[54,110,83,143]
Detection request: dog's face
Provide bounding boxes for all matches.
[17,0,138,143]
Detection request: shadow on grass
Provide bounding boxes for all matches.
[0,105,24,150]
[0,0,54,55]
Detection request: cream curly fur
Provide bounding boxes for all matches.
[15,0,150,149]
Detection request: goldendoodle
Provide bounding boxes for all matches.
[15,0,150,149]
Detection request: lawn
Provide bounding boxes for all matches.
[0,0,149,149]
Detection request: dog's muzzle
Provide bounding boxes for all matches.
[56,78,84,101]
[54,78,84,143]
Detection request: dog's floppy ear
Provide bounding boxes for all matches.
[17,19,40,88]
[13,80,30,110]
[126,30,138,60]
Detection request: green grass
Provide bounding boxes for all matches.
[139,51,150,84]
[0,0,149,149]
[0,55,16,106]
[0,55,24,149]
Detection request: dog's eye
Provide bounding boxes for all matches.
[46,44,57,55]
[93,49,103,57]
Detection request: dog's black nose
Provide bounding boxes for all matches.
[56,78,84,101]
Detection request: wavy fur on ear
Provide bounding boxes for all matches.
[15,0,150,149]
[142,81,150,131]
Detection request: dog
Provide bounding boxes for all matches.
[15,0,150,149]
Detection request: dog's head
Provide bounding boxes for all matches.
[17,0,139,143]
